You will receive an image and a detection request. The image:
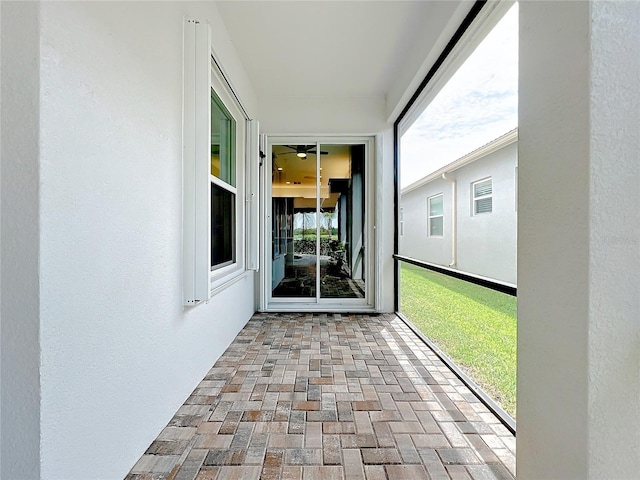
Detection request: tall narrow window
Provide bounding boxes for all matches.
[210,90,237,270]
[473,178,493,215]
[428,194,444,236]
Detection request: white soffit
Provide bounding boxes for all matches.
[216,1,467,101]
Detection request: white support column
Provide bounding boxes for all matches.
[518,2,640,478]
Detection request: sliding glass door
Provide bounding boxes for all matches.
[267,140,371,310]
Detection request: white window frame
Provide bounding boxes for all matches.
[472,177,493,215]
[428,193,444,237]
[208,72,246,286]
[182,19,247,305]
[208,60,247,291]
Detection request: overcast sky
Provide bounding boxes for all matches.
[400,4,518,189]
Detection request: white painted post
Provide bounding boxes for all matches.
[518,1,640,478]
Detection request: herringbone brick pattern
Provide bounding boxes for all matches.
[126,313,515,480]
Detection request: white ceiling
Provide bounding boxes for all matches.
[216,1,468,100]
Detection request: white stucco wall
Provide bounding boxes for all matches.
[518,1,640,478]
[0,3,41,478]
[37,2,258,479]
[400,141,517,284]
[518,5,590,477]
[588,2,640,476]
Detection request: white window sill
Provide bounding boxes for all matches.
[210,269,252,297]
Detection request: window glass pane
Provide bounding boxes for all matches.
[474,179,492,197]
[211,90,236,186]
[475,197,493,214]
[211,183,235,269]
[429,195,443,216]
[430,216,444,236]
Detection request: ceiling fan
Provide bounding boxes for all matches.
[278,145,329,159]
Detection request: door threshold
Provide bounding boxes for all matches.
[263,304,377,314]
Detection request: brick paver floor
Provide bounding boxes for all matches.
[126,313,515,480]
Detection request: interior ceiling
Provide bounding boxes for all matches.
[216,1,466,99]
[272,144,350,187]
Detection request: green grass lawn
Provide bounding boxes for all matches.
[400,262,517,418]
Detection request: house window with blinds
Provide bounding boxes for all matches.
[428,194,444,236]
[473,178,493,215]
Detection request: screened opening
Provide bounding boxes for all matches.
[396,3,518,423]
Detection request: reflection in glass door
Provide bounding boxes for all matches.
[271,145,317,298]
[319,145,365,299]
[270,143,366,303]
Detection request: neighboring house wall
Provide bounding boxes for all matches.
[401,138,517,284]
[35,3,257,479]
[455,141,517,284]
[401,178,453,267]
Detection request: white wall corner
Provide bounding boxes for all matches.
[518,1,640,478]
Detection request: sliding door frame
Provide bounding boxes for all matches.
[260,135,377,312]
